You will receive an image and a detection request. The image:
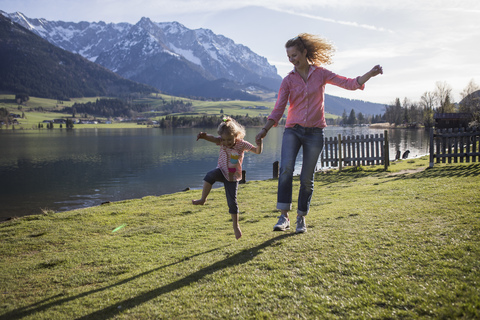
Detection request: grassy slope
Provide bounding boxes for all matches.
[0,94,339,130]
[1,157,479,319]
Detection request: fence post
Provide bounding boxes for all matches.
[273,161,279,178]
[429,128,434,167]
[460,127,465,163]
[472,128,479,162]
[240,170,246,184]
[384,130,389,170]
[466,128,471,163]
[338,134,343,171]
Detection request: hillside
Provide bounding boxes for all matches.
[325,94,386,116]
[0,15,156,99]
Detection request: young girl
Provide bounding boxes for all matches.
[193,117,263,239]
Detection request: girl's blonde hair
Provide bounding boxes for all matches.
[285,33,335,66]
[217,116,246,139]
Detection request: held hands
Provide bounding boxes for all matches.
[255,129,267,143]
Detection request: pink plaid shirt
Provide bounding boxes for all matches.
[268,65,365,128]
[217,139,255,181]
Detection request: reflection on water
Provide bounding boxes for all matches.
[0,127,429,219]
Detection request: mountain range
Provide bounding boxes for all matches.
[1,11,386,115]
[3,11,280,101]
[0,14,156,99]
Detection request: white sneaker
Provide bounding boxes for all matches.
[296,216,307,233]
[273,215,290,231]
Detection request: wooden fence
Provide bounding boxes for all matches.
[429,127,480,167]
[321,130,389,170]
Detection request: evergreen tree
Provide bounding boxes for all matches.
[348,109,356,125]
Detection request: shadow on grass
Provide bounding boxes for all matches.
[1,233,294,320]
[0,247,225,320]
[314,168,385,186]
[397,163,480,180]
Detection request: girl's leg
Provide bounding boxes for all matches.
[193,169,222,205]
[192,180,212,205]
[231,213,242,239]
[224,181,239,214]
[224,181,240,238]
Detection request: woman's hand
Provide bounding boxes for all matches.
[256,119,275,142]
[358,65,383,85]
[369,65,383,77]
[256,129,267,142]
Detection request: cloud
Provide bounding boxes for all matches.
[268,8,394,33]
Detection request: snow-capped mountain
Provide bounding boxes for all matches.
[0,14,156,99]
[2,11,282,99]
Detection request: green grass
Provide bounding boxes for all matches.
[0,95,103,130]
[1,157,479,319]
[137,93,338,120]
[1,94,339,130]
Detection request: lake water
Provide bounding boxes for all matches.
[0,127,429,219]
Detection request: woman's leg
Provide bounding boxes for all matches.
[274,127,302,231]
[297,128,324,216]
[277,127,302,214]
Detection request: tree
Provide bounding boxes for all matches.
[402,98,411,125]
[15,94,29,104]
[357,112,365,124]
[342,109,348,125]
[459,79,480,122]
[409,102,423,127]
[0,108,9,127]
[348,109,356,125]
[385,98,403,125]
[420,91,435,127]
[66,119,74,129]
[434,81,455,113]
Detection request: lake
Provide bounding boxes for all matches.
[0,126,429,219]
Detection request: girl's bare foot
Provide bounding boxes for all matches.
[192,199,205,205]
[233,224,242,239]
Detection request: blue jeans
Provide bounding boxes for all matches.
[277,125,324,216]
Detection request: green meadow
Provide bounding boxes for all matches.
[0,94,339,130]
[1,157,479,319]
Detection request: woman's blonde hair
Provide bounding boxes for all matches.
[217,116,246,139]
[285,33,335,66]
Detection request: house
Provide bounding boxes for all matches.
[434,113,472,129]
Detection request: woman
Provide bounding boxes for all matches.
[256,33,383,233]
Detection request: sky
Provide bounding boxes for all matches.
[2,0,480,105]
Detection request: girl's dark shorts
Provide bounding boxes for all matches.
[204,168,239,214]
